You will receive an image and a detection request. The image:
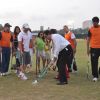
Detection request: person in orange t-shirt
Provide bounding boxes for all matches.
[64,25,77,72]
[87,16,100,82]
[0,23,13,76]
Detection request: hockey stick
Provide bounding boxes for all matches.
[87,56,90,80]
[32,61,56,84]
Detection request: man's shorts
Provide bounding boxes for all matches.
[17,51,31,65]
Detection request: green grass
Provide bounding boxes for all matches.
[0,39,100,100]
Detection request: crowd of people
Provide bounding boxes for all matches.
[0,16,100,85]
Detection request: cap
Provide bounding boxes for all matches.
[23,23,30,29]
[4,23,12,27]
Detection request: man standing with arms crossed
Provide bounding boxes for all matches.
[87,16,100,82]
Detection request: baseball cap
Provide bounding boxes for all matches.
[4,23,12,27]
[23,23,30,29]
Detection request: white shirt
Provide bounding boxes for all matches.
[18,31,32,52]
[51,34,70,58]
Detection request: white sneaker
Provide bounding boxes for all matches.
[21,74,28,80]
[93,78,98,82]
[0,73,3,76]
[0,73,6,76]
[27,64,31,68]
[72,70,78,74]
[19,72,28,80]
[3,73,6,76]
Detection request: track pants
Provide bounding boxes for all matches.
[57,45,73,83]
[90,48,100,78]
[1,47,10,73]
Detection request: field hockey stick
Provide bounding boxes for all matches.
[87,55,90,79]
[0,52,2,64]
[36,56,38,75]
[32,61,55,84]
[0,52,2,71]
[71,58,74,72]
[21,52,24,66]
[10,48,13,69]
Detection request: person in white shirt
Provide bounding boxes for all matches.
[18,23,33,80]
[44,29,73,85]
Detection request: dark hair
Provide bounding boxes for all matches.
[38,31,44,37]
[64,25,68,27]
[44,30,50,35]
[92,16,99,23]
[14,26,21,37]
[44,29,57,36]
[50,29,57,34]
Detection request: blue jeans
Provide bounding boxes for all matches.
[1,47,10,73]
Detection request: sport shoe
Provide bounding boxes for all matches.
[21,75,28,80]
[0,73,6,76]
[19,72,28,80]
[0,73,3,76]
[72,70,78,74]
[93,77,98,82]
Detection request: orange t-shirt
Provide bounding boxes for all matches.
[89,26,100,48]
[65,32,75,49]
[1,32,12,47]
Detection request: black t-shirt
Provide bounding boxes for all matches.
[13,37,18,49]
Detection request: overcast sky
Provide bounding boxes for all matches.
[0,0,100,30]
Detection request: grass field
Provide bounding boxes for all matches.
[0,39,100,100]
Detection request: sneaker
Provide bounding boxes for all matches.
[72,70,78,74]
[57,82,68,85]
[3,73,6,76]
[27,64,31,68]
[0,73,3,76]
[0,73,6,76]
[93,77,98,82]
[21,75,28,80]
[19,72,28,80]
